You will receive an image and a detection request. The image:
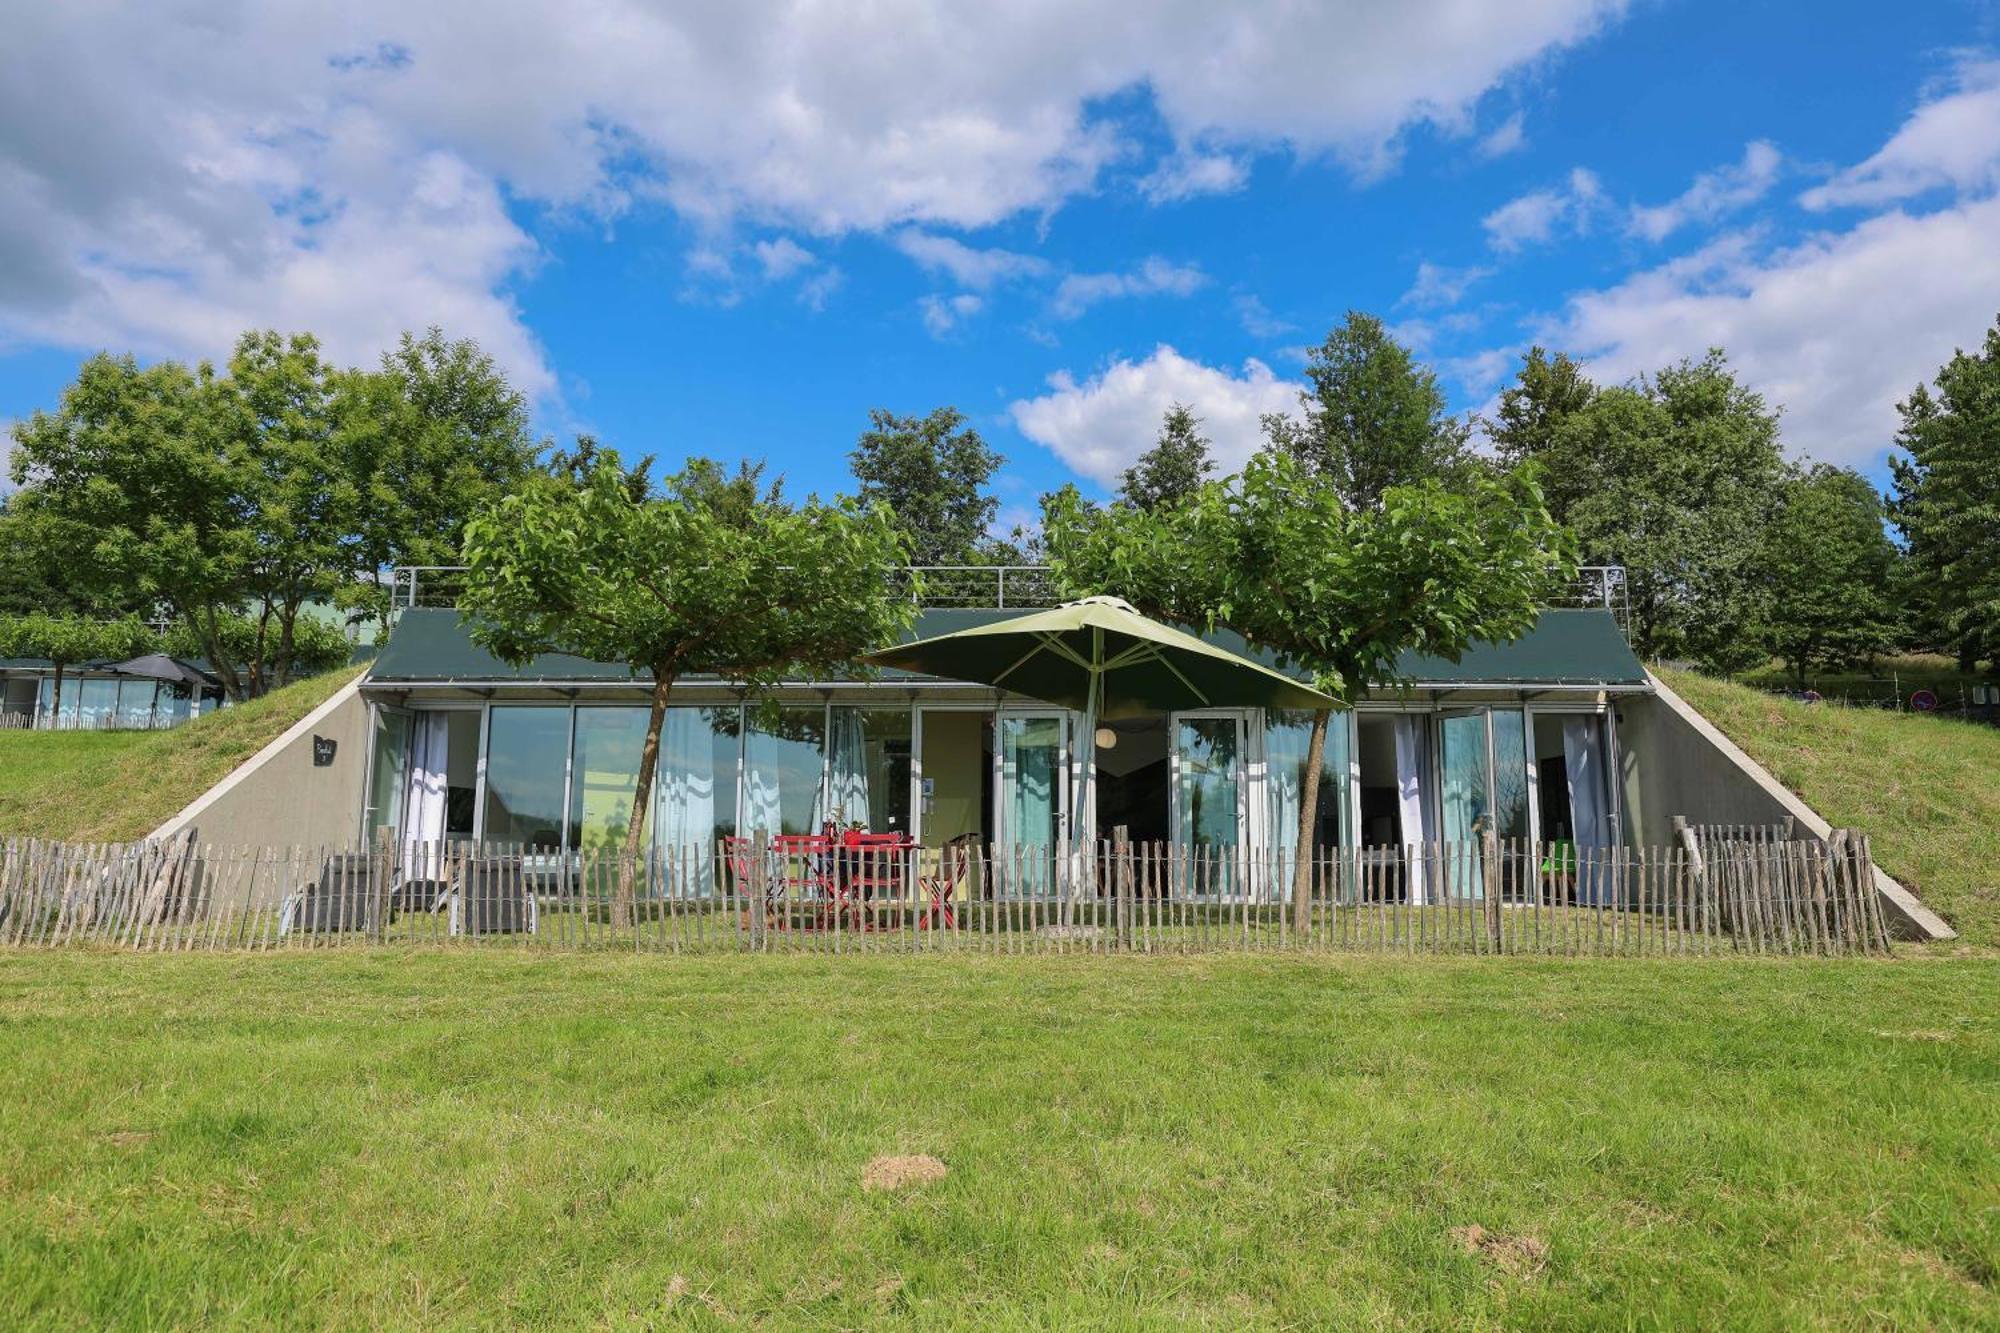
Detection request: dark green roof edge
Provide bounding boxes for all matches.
[368,607,1648,690]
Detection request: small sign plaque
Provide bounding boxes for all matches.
[312,735,338,767]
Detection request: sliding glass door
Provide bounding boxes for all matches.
[996,712,1067,870]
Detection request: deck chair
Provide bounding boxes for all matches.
[279,852,381,936]
[445,854,538,937]
[917,833,979,929]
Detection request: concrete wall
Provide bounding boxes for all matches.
[151,680,371,849]
[1619,675,1953,940]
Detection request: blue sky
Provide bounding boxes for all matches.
[4,2,2000,522]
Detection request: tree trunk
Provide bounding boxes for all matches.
[49,662,64,727]
[274,601,299,690]
[613,667,675,930]
[1290,707,1331,934]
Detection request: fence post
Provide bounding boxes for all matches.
[749,829,769,953]
[1112,825,1132,953]
[1482,828,1502,954]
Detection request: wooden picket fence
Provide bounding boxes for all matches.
[0,829,1893,957]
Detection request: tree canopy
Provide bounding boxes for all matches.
[0,613,156,716]
[8,327,536,697]
[1046,449,1573,917]
[460,444,916,923]
[1760,465,1901,688]
[1119,403,1215,511]
[1492,348,1784,670]
[850,407,1001,564]
[1892,313,2000,673]
[1262,311,1472,509]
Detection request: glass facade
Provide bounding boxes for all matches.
[407,699,1618,876]
[482,706,570,850]
[1265,710,1351,853]
[570,708,650,851]
[743,703,826,836]
[825,705,913,836]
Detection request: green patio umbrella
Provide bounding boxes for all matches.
[863,596,1336,872]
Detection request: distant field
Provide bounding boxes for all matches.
[1660,667,2000,950]
[0,668,360,843]
[0,950,1993,1328]
[1739,652,1993,709]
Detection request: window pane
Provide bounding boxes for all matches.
[1176,716,1242,850]
[1265,710,1349,853]
[484,706,571,851]
[1490,708,1530,841]
[744,703,825,836]
[116,679,157,727]
[999,714,1063,850]
[654,705,742,850]
[826,706,912,835]
[570,707,649,851]
[79,677,117,726]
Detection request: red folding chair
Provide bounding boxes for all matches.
[726,834,839,928]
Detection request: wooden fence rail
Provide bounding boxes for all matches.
[0,830,1892,958]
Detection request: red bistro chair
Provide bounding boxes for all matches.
[841,831,914,929]
[726,833,840,928]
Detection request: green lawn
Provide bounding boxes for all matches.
[0,668,360,843]
[0,951,1993,1329]
[1660,667,2000,950]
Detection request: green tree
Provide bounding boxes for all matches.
[1262,311,1472,509]
[340,328,541,624]
[0,500,113,617]
[7,350,264,694]
[850,407,1001,563]
[1489,346,1597,482]
[459,446,916,925]
[223,330,359,694]
[1515,349,1784,669]
[1891,314,2000,672]
[1120,404,1214,511]
[0,613,154,720]
[1760,466,1902,689]
[1046,451,1573,922]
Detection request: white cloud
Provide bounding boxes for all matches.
[1009,345,1297,485]
[1628,140,1781,242]
[1400,260,1493,309]
[919,292,984,338]
[752,237,816,279]
[0,3,1626,382]
[1138,150,1251,203]
[1051,258,1207,319]
[1476,111,1527,159]
[1543,196,2000,465]
[1483,167,1604,251]
[1234,293,1295,338]
[798,266,843,311]
[1802,58,2000,210]
[891,231,1051,289]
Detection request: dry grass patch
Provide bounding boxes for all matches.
[862,1154,948,1192]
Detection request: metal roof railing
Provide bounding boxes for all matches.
[390,563,1630,634]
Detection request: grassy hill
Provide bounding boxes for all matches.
[0,667,361,843]
[1658,667,2000,949]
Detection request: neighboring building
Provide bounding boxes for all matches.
[0,659,225,730]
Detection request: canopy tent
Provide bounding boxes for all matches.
[863,596,1337,882]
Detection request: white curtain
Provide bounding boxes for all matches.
[742,733,783,835]
[654,708,718,860]
[1394,715,1435,903]
[403,712,450,878]
[1564,716,1613,903]
[820,707,870,831]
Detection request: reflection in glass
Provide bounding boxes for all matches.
[999,714,1062,851]
[484,706,571,851]
[655,705,742,850]
[1439,712,1490,897]
[1265,710,1350,856]
[570,707,649,851]
[1490,708,1530,840]
[744,703,826,836]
